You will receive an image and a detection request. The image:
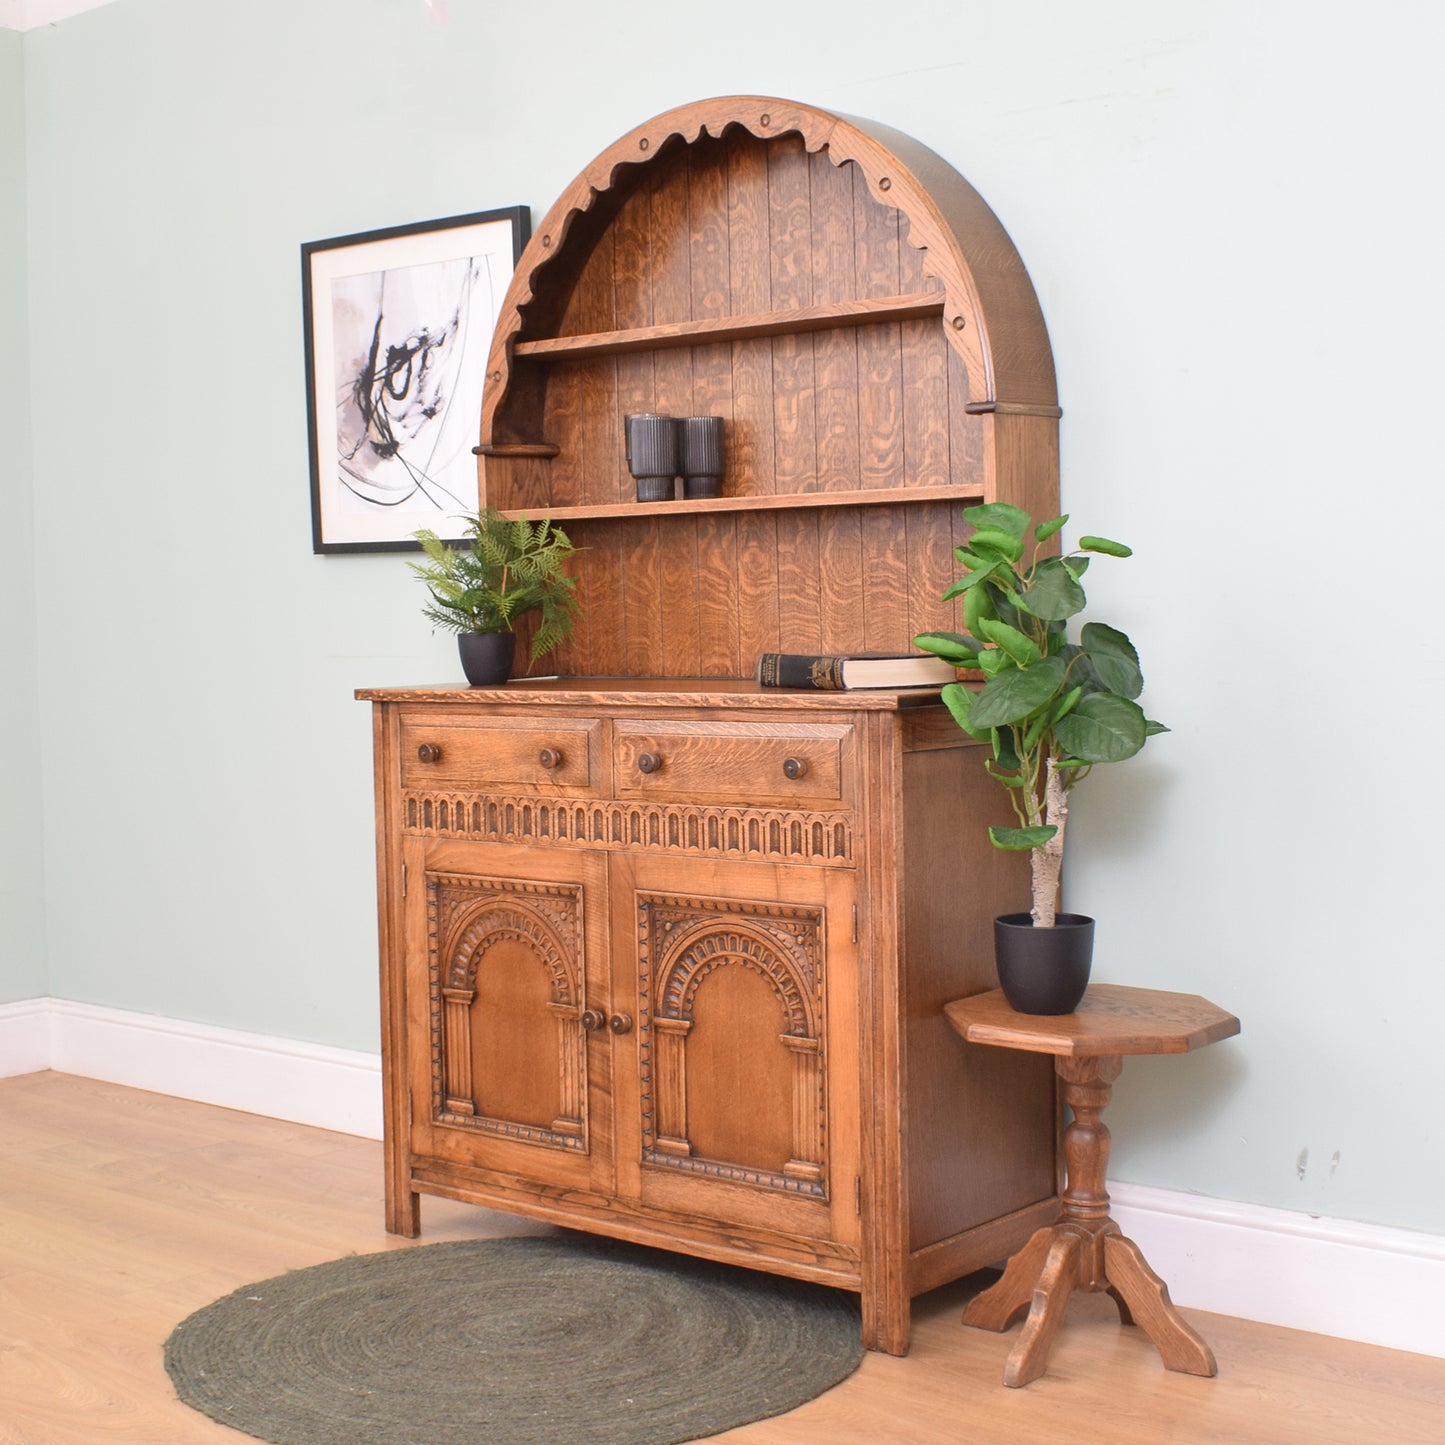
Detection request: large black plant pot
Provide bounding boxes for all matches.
[994,912,1095,1015]
[458,631,517,686]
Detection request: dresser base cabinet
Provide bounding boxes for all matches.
[362,682,1058,1353]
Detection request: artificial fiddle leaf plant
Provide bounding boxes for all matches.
[913,503,1167,928]
[411,508,581,665]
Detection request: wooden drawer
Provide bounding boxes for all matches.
[613,720,850,806]
[399,712,601,794]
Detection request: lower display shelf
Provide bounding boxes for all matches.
[489,483,978,522]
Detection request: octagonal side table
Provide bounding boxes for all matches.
[943,984,1240,1388]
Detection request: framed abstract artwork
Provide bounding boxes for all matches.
[302,206,530,553]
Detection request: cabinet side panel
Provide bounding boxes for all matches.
[902,741,1055,1251]
[984,410,1060,519]
[372,703,419,1235]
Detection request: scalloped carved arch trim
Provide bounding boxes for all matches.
[655,918,819,1039]
[443,896,577,1005]
[480,94,1056,447]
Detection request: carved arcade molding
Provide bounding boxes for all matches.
[636,893,828,1198]
[426,872,589,1150]
[404,792,853,866]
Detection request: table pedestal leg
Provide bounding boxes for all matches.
[1103,1232,1216,1375]
[962,1053,1218,1386]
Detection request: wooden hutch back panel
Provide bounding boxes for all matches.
[476,97,1060,679]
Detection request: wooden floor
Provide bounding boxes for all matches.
[1,1073,1441,1445]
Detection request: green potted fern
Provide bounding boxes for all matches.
[410,510,581,685]
[913,502,1166,1013]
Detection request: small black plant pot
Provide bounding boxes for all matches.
[458,631,517,687]
[993,912,1095,1015]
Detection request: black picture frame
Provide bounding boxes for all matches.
[302,206,530,554]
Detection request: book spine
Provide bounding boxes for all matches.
[756,653,847,690]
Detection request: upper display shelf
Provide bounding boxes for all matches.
[509,291,945,362]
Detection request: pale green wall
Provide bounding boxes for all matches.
[0,27,47,1005]
[13,0,1445,1233]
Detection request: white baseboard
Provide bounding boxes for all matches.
[1110,1181,1445,1359]
[0,997,382,1139]
[2,998,1441,1359]
[0,998,53,1077]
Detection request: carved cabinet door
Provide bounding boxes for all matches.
[608,855,860,1251]
[403,837,613,1197]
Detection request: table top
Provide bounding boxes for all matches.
[944,984,1240,1058]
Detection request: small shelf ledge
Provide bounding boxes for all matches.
[511,292,949,362]
[474,442,562,458]
[494,484,978,523]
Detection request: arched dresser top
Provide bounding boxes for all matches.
[479,94,1057,451]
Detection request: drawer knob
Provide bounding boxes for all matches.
[538,747,563,770]
[636,752,662,775]
[580,1009,607,1033]
[782,756,809,780]
[417,743,443,764]
[608,1012,634,1035]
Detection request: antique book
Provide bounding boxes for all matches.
[756,651,958,690]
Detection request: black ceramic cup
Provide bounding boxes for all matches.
[679,415,725,498]
[625,413,679,501]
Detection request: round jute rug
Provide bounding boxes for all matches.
[164,1234,863,1445]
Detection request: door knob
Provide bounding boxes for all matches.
[782,756,808,779]
[417,743,442,764]
[580,1009,607,1032]
[608,1012,634,1035]
[636,752,662,775]
[538,747,563,769]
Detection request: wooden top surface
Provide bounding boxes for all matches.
[355,678,946,711]
[944,984,1240,1058]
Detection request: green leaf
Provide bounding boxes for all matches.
[1050,685,1084,723]
[983,760,1025,787]
[953,548,997,573]
[975,648,1009,677]
[969,656,1067,728]
[976,618,1040,667]
[913,631,983,664]
[941,565,998,601]
[1052,693,1148,763]
[963,576,997,635]
[988,825,1057,851]
[1033,514,1068,543]
[964,502,1031,539]
[940,682,990,740]
[965,526,1025,563]
[1056,642,1102,694]
[1013,557,1087,621]
[1061,555,1090,580]
[986,580,1029,632]
[1080,622,1143,699]
[1145,719,1170,736]
[1022,710,1050,753]
[1078,535,1133,558]
[991,726,1021,770]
